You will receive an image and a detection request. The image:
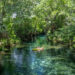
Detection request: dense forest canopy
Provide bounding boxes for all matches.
[0,0,75,75]
[0,0,75,48]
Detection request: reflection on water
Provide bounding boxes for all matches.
[0,36,75,75]
[12,48,23,66]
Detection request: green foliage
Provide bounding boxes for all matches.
[13,17,33,41]
[0,0,75,48]
[37,0,75,46]
[53,25,75,43]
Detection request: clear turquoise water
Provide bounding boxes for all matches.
[0,36,75,75]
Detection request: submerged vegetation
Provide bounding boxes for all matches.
[0,0,75,75]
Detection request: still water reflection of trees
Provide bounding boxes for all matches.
[0,36,75,75]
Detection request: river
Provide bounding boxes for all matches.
[0,36,75,75]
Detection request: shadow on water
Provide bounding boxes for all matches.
[0,36,75,75]
[0,64,4,75]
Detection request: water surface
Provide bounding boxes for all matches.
[0,36,75,75]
